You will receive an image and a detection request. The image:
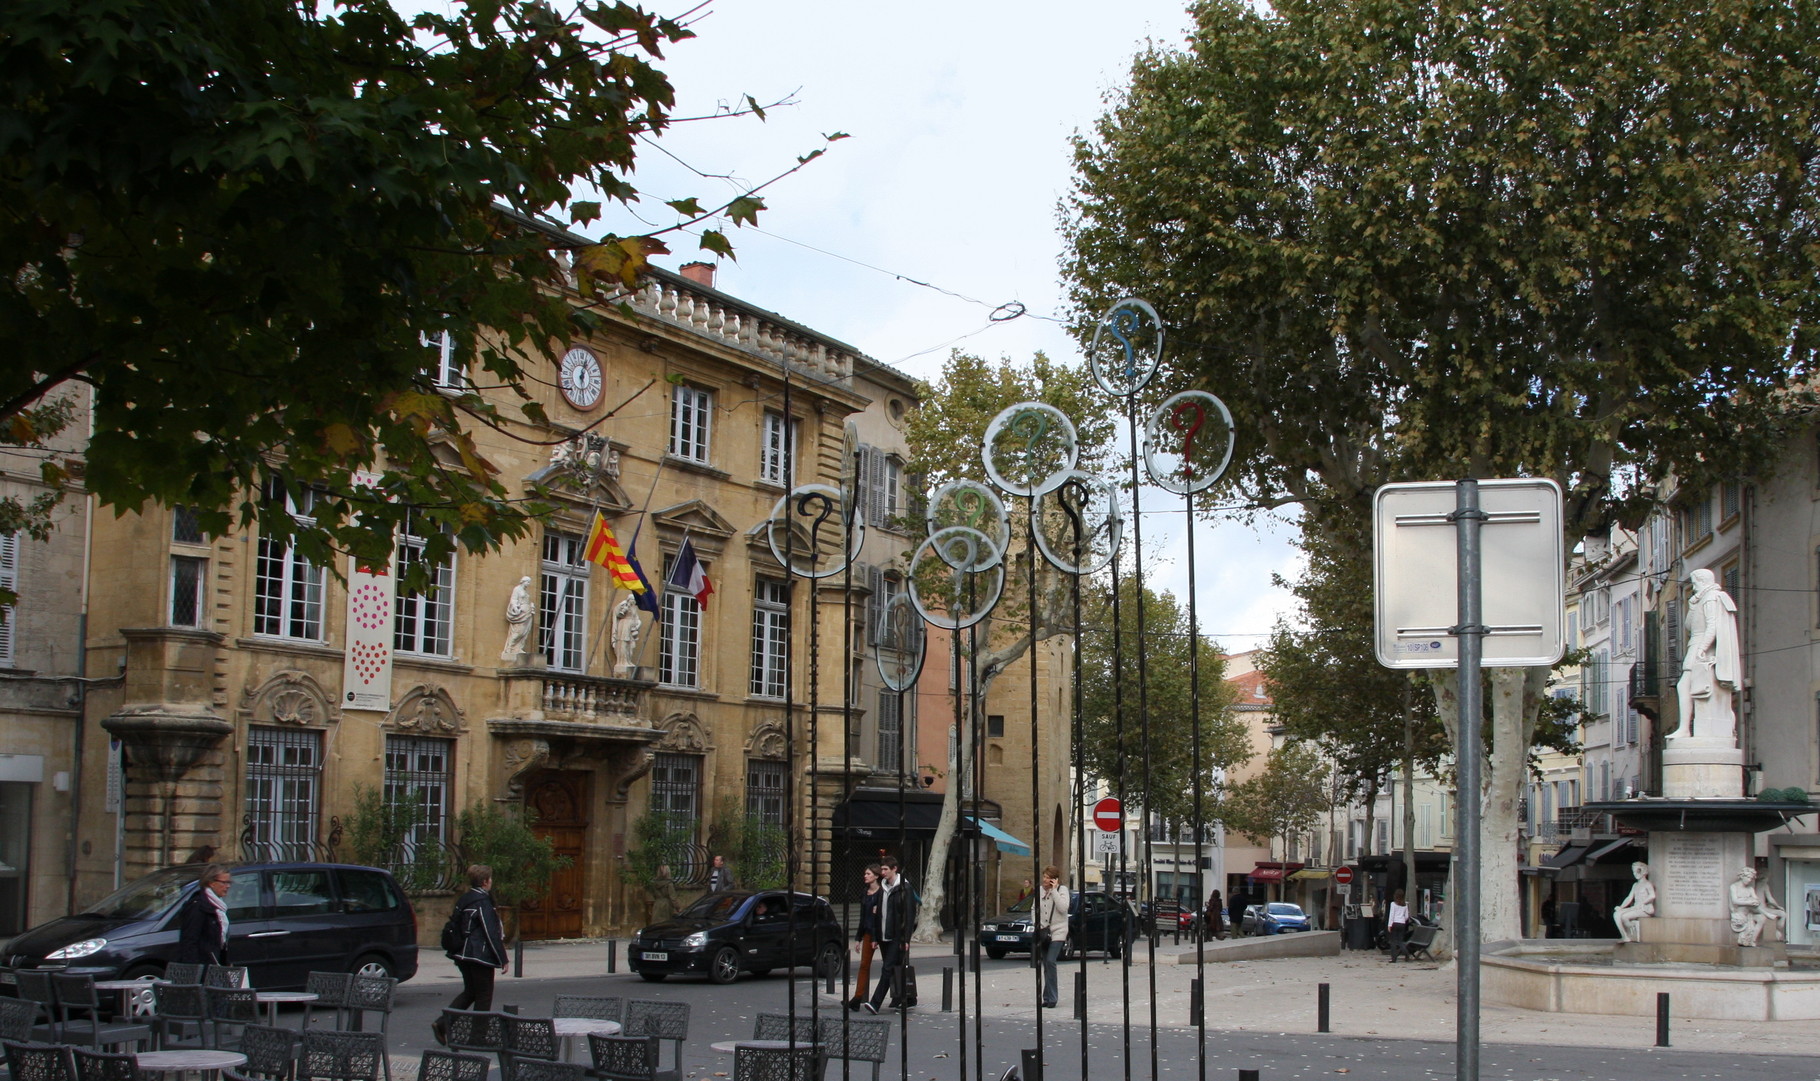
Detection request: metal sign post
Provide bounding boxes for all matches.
[1453,479,1485,1081]
[1373,476,1564,1081]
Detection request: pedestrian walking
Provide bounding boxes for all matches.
[435,864,507,1044]
[707,854,738,893]
[648,863,680,923]
[1037,866,1070,1008]
[1386,889,1410,962]
[849,863,882,1011]
[1205,890,1226,940]
[865,856,916,1013]
[175,864,232,965]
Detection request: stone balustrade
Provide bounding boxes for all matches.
[631,275,857,382]
[539,672,643,722]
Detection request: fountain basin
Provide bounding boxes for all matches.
[1483,940,1820,1020]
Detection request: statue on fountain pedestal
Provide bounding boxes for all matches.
[1673,568,1740,743]
[1614,862,1656,943]
[1729,867,1787,947]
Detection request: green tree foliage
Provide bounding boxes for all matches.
[1078,577,1249,825]
[624,810,696,892]
[1258,499,1449,802]
[0,0,825,594]
[709,805,788,891]
[453,802,570,910]
[1064,0,1819,530]
[1219,742,1330,850]
[343,784,448,894]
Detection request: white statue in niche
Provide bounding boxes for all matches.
[1673,568,1741,743]
[1613,861,1657,943]
[500,575,534,661]
[612,595,642,677]
[1729,867,1787,947]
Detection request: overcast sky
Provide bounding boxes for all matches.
[591,0,1305,652]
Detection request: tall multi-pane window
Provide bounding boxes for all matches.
[750,578,787,698]
[746,759,785,825]
[651,752,700,827]
[669,385,713,463]
[539,531,588,672]
[877,691,903,773]
[0,532,17,665]
[422,330,463,389]
[759,413,796,485]
[395,510,454,657]
[253,482,324,640]
[660,553,703,687]
[383,735,452,854]
[245,726,322,857]
[169,507,208,628]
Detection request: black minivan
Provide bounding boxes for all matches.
[1,862,418,991]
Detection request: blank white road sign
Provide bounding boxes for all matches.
[1373,478,1565,669]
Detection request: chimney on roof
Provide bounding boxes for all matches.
[679,261,715,289]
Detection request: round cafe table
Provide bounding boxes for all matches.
[553,1017,622,1062]
[709,1040,814,1054]
[254,990,318,1026]
[135,1049,247,1081]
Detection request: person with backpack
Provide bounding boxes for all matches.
[433,864,506,1045]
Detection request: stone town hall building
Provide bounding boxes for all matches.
[1,253,929,940]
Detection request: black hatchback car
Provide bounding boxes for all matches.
[629,890,846,984]
[1,862,419,991]
[980,889,1135,960]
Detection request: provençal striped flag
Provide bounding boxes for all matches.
[584,512,646,593]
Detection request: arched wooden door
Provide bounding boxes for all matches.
[518,770,589,940]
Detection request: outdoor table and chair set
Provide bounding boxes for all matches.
[0,965,401,1081]
[438,997,889,1081]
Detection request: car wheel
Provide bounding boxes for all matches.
[708,946,741,985]
[814,942,843,979]
[986,948,1007,960]
[350,953,394,979]
[1108,930,1124,959]
[120,965,162,1018]
[639,972,667,982]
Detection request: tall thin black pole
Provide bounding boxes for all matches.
[1123,397,1158,1081]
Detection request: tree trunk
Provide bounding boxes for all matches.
[1430,665,1547,945]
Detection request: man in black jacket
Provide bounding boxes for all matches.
[865,856,916,1013]
[434,864,507,1044]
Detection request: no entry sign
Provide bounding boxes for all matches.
[1092,797,1123,833]
[1334,866,1355,887]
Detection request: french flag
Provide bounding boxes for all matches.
[668,538,713,609]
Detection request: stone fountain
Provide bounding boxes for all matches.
[1484,569,1819,1020]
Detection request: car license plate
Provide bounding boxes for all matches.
[996,935,1020,943]
[641,951,667,962]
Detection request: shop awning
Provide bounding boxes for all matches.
[831,790,945,833]
[1247,862,1305,882]
[964,815,1031,857]
[1540,845,1590,870]
[1288,869,1331,881]
[1587,838,1643,864]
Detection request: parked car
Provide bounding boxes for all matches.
[1,862,419,992]
[1138,899,1199,935]
[980,890,1134,960]
[1239,902,1312,935]
[628,890,846,984]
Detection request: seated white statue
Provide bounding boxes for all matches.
[1729,867,1786,947]
[1614,862,1656,943]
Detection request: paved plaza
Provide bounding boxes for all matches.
[374,938,1820,1081]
